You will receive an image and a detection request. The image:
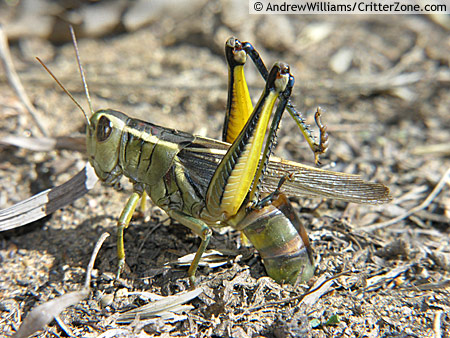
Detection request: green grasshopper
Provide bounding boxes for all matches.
[1,32,391,286]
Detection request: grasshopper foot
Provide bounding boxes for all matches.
[188,275,197,290]
[116,258,125,280]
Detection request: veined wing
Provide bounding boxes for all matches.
[264,157,391,204]
[179,136,391,205]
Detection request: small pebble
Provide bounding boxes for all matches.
[329,48,353,74]
[100,293,114,307]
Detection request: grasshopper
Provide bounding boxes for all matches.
[1,31,391,286]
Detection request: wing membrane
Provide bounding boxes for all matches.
[264,158,391,204]
[179,136,391,205]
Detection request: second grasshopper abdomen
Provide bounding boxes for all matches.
[239,194,315,284]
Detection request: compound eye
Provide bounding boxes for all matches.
[97,115,113,142]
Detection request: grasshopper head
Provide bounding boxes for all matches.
[36,29,129,186]
[86,109,128,185]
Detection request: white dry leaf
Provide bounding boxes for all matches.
[13,290,89,338]
[365,265,412,289]
[116,288,203,324]
[300,274,336,307]
[97,328,152,338]
[174,249,231,268]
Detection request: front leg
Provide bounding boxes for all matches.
[116,191,142,279]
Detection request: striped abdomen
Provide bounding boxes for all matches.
[239,194,315,284]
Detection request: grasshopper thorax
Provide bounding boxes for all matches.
[86,109,128,185]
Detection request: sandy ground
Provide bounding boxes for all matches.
[0,1,449,337]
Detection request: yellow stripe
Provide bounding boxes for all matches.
[220,91,278,217]
[225,66,253,143]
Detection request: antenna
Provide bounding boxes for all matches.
[36,57,91,127]
[69,26,94,117]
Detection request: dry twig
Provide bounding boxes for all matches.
[365,168,450,232]
[0,25,48,136]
